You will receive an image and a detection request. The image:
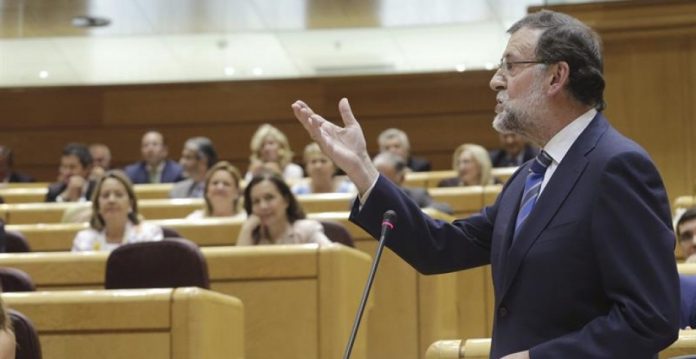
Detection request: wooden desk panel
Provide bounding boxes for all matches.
[6,210,491,359]
[0,244,370,359]
[2,287,244,359]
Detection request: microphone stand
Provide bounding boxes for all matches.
[342,211,396,359]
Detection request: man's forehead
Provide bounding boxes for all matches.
[679,218,696,232]
[502,27,543,59]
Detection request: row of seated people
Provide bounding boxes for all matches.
[0,125,535,201]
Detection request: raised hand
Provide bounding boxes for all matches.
[291,98,379,193]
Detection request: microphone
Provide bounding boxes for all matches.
[343,210,398,359]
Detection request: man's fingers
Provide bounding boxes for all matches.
[338,98,358,127]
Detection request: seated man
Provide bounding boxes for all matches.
[488,132,538,167]
[677,207,696,263]
[0,146,34,183]
[124,131,184,184]
[89,143,111,181]
[46,143,95,202]
[378,128,431,172]
[373,152,452,214]
[170,137,218,198]
[680,275,696,329]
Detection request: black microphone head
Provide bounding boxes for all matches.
[382,210,398,225]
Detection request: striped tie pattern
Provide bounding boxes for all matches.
[514,150,553,238]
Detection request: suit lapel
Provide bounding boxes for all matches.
[498,113,609,300]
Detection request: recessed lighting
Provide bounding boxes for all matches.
[455,64,467,72]
[38,71,49,79]
[224,66,235,76]
[71,16,111,28]
[252,67,264,76]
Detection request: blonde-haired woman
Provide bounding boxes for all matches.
[72,170,163,252]
[438,144,494,187]
[292,142,355,195]
[246,124,303,182]
[187,161,245,220]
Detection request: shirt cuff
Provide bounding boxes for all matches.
[357,176,379,210]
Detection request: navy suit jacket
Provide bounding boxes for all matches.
[351,113,679,358]
[124,160,184,184]
[680,275,696,329]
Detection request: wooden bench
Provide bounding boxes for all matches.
[0,244,371,359]
[403,168,517,189]
[3,287,244,359]
[5,209,489,359]
[428,185,502,218]
[425,331,696,359]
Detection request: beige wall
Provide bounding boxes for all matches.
[1,0,695,203]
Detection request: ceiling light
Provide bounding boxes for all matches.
[71,16,111,28]
[38,71,49,79]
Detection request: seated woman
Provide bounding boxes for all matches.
[187,161,245,220]
[292,142,356,195]
[72,170,163,252]
[0,296,15,359]
[246,124,303,182]
[438,143,494,187]
[237,171,332,246]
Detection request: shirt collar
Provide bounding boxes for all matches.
[543,108,597,165]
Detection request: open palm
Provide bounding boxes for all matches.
[292,98,378,193]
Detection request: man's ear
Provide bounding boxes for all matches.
[547,61,570,96]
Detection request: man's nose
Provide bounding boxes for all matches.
[489,71,505,91]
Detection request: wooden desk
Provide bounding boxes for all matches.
[134,183,175,199]
[6,210,492,359]
[3,287,244,359]
[0,244,371,359]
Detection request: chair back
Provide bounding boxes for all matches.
[161,226,182,238]
[105,238,210,290]
[5,231,30,253]
[0,268,35,292]
[320,221,355,247]
[10,309,42,359]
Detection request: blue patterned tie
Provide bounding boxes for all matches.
[514,150,553,238]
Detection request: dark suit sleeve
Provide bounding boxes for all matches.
[45,183,62,202]
[349,175,491,274]
[531,152,680,357]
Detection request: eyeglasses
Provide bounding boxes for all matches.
[497,58,545,75]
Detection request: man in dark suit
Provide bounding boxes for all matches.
[293,10,679,358]
[124,131,184,184]
[373,152,452,215]
[489,132,538,168]
[377,128,431,172]
[0,146,34,183]
[46,143,95,202]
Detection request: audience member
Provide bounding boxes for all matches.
[170,136,218,198]
[378,128,431,172]
[0,295,15,359]
[373,152,452,214]
[292,142,356,195]
[489,132,538,167]
[237,171,331,246]
[72,170,163,252]
[89,143,112,181]
[46,143,95,202]
[677,207,696,263]
[0,145,33,183]
[439,143,495,187]
[125,131,185,184]
[187,161,245,220]
[246,124,303,182]
[680,275,696,329]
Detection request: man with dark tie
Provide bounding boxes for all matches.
[292,9,679,359]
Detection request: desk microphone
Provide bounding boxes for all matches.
[342,210,398,359]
